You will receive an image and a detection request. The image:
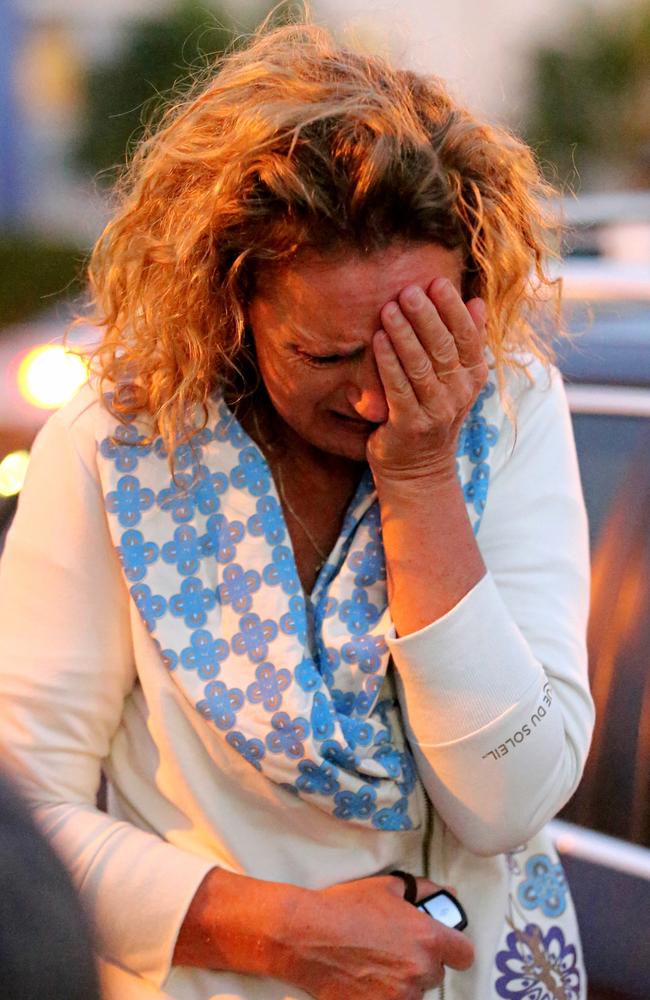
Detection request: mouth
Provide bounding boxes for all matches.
[332,412,380,431]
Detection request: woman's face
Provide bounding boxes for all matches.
[248,243,464,462]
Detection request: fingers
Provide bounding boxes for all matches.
[465,297,486,336]
[372,329,419,419]
[435,926,475,972]
[355,875,474,987]
[377,282,485,405]
[415,879,459,900]
[412,879,474,972]
[426,278,486,369]
[394,285,460,373]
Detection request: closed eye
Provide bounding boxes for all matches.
[300,352,345,366]
[297,346,365,366]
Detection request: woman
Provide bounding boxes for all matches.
[0,19,593,1000]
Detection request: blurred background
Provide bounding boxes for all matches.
[2,0,650,452]
[1,1,649,997]
[2,0,650,454]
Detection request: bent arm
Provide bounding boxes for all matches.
[0,401,215,987]
[384,364,593,855]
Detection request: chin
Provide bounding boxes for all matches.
[319,433,369,462]
[284,413,371,463]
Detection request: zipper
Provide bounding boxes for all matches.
[429,798,447,1000]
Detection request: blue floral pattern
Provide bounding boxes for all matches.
[161,526,206,577]
[100,424,153,472]
[180,629,228,680]
[334,784,377,820]
[106,475,154,527]
[246,662,292,712]
[226,730,265,769]
[517,854,568,918]
[118,529,159,582]
[197,680,244,731]
[169,577,216,629]
[97,386,499,828]
[296,759,340,795]
[217,563,261,613]
[456,380,499,528]
[266,711,310,759]
[201,513,244,565]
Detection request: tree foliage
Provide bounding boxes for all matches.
[524,1,650,187]
[0,234,84,327]
[75,1,281,181]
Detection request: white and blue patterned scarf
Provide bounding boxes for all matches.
[97,382,498,830]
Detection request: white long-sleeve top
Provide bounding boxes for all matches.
[0,360,593,1000]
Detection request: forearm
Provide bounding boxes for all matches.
[389,576,589,854]
[26,797,217,985]
[173,867,302,976]
[382,363,593,851]
[405,679,586,856]
[379,554,590,856]
[376,467,486,637]
[174,869,474,998]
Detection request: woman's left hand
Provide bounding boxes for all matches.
[366,277,488,485]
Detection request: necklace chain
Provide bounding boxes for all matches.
[251,407,328,566]
[274,462,329,565]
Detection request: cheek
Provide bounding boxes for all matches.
[300,371,348,405]
[257,355,311,408]
[256,349,296,396]
[259,348,324,392]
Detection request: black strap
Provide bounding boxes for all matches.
[389,869,418,905]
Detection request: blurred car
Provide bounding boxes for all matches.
[547,259,650,1000]
[0,314,93,546]
[559,189,650,265]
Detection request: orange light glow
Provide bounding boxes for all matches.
[0,451,30,497]
[17,345,88,410]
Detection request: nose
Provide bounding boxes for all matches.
[346,356,389,424]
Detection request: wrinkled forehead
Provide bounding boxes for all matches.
[252,243,464,341]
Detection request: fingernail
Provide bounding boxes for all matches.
[403,286,424,307]
[383,301,400,319]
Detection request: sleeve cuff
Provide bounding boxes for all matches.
[387,571,545,744]
[79,821,218,989]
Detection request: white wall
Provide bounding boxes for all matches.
[10,0,639,239]
[318,0,635,123]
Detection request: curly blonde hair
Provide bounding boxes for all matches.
[83,16,562,457]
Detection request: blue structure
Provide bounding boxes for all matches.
[0,2,25,227]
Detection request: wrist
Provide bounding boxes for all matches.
[371,460,459,498]
[173,867,307,978]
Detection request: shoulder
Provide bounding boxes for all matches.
[504,355,562,410]
[485,354,561,415]
[481,356,569,459]
[30,382,136,489]
[53,381,102,432]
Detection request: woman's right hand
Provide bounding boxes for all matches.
[175,868,474,999]
[278,873,474,1000]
